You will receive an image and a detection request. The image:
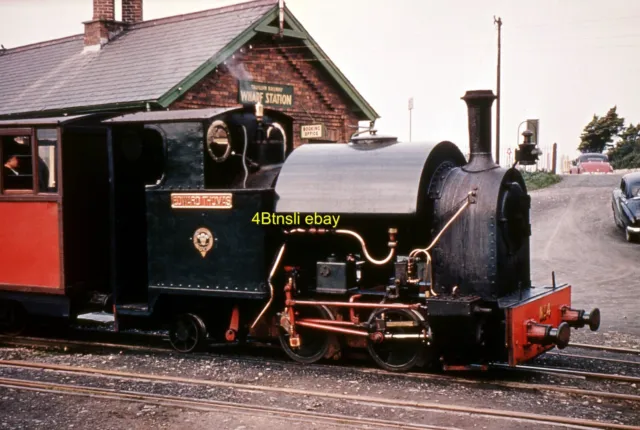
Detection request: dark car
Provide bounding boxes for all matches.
[612,172,640,242]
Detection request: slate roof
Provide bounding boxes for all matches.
[104,107,236,123]
[0,0,276,117]
[0,114,92,127]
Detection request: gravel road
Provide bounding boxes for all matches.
[529,173,640,339]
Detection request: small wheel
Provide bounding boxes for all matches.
[169,313,207,353]
[626,229,638,243]
[366,308,426,372]
[279,305,332,364]
[0,300,28,336]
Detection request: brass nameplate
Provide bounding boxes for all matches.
[171,193,232,209]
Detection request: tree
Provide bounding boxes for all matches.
[608,123,640,169]
[577,106,625,153]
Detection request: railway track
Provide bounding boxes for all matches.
[495,364,640,384]
[546,351,640,366]
[2,334,639,403]
[568,343,640,355]
[0,359,637,430]
[0,376,450,430]
[0,333,170,354]
[4,333,640,367]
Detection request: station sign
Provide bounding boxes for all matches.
[301,124,327,139]
[238,81,294,107]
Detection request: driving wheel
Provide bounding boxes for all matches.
[168,313,207,353]
[366,308,426,372]
[279,305,332,364]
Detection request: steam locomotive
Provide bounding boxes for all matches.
[0,90,600,372]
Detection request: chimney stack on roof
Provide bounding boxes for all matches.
[84,0,143,49]
[123,0,143,24]
[93,0,115,20]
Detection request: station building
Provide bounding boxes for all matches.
[0,0,378,148]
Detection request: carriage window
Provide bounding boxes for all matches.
[36,128,58,193]
[2,135,33,191]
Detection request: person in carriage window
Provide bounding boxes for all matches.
[12,136,50,191]
[3,154,20,176]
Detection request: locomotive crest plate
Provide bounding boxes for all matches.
[193,227,214,257]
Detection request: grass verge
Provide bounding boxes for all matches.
[520,171,562,191]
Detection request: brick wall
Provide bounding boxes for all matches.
[84,20,124,47]
[171,38,364,147]
[122,0,143,24]
[92,0,115,20]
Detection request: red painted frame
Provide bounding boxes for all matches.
[505,285,572,366]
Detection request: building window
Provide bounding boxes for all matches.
[36,128,58,193]
[2,134,33,191]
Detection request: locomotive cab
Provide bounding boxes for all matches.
[103,105,292,348]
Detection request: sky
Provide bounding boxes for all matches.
[1,0,640,165]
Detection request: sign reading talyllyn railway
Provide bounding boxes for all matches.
[238,81,294,107]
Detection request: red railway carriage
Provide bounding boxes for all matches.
[0,115,112,327]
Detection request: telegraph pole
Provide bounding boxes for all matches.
[494,16,502,165]
[408,97,414,142]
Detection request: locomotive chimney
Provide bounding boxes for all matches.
[462,90,497,170]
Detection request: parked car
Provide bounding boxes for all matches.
[612,172,640,243]
[570,153,614,174]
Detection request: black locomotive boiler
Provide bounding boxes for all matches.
[268,90,600,370]
[0,90,600,372]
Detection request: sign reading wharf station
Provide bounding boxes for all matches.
[238,81,294,107]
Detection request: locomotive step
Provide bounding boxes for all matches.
[76,312,115,324]
[116,303,151,317]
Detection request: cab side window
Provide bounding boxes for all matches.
[2,135,33,191]
[620,180,626,196]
